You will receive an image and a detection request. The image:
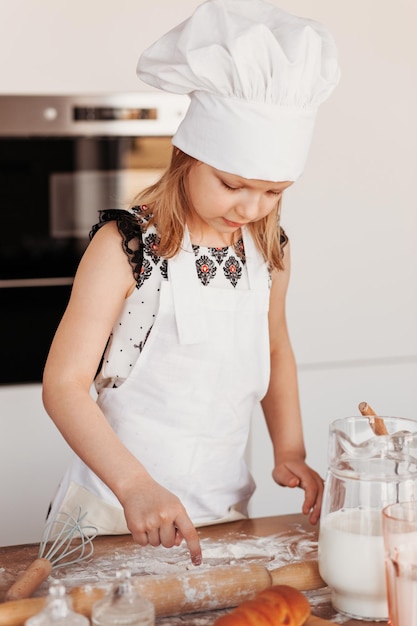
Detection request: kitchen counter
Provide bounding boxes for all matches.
[0,514,382,625]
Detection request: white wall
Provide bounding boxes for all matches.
[0,0,416,540]
[247,0,417,517]
[0,0,202,94]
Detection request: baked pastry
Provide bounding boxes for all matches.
[213,585,311,625]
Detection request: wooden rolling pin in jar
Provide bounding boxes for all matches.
[0,559,334,625]
[358,401,388,436]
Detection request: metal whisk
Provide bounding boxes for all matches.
[5,508,97,601]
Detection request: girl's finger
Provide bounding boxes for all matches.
[175,513,202,566]
[159,523,179,548]
[146,528,162,547]
[132,531,150,546]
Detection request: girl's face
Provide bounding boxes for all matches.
[186,162,293,244]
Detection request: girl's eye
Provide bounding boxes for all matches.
[220,179,282,197]
[221,180,240,191]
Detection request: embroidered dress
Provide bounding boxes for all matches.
[92,207,289,391]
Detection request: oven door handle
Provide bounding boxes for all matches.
[0,277,74,288]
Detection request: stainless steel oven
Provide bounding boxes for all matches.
[0,93,188,384]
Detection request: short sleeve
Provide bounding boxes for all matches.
[90,209,144,284]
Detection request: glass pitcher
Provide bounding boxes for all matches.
[318,416,417,621]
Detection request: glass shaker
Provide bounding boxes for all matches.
[25,580,89,625]
[318,415,417,621]
[91,569,155,626]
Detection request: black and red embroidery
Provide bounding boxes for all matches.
[223,256,242,287]
[196,255,217,285]
[91,208,259,290]
[208,246,229,265]
[143,232,161,265]
[137,258,152,289]
[193,242,244,287]
[91,208,287,293]
[234,239,246,263]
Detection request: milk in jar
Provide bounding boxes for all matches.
[319,507,387,620]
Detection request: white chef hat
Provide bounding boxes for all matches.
[137,0,340,182]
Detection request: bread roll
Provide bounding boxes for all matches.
[213,585,310,625]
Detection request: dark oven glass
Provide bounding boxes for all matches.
[0,134,173,384]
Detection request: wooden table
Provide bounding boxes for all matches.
[0,514,383,625]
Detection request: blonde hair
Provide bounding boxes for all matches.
[131,149,285,271]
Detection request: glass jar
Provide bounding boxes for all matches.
[91,569,155,626]
[318,416,417,621]
[25,581,89,625]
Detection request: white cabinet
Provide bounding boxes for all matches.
[0,385,73,546]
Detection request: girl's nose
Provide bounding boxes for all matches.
[235,196,262,221]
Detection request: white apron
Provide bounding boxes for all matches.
[48,227,271,533]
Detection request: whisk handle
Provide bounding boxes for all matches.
[5,558,53,601]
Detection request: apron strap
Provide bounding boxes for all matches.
[168,227,209,344]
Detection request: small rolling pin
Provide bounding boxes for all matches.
[0,559,324,626]
[358,401,388,435]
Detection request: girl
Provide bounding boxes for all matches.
[42,0,340,566]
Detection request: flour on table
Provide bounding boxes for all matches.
[39,523,349,625]
[52,523,317,586]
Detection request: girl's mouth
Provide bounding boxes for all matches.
[223,217,244,228]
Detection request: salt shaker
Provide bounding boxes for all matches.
[91,569,155,626]
[24,580,89,625]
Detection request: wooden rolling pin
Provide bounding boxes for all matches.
[0,559,324,625]
[358,401,388,435]
[306,618,338,626]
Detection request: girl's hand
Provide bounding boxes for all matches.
[120,477,203,566]
[272,460,325,525]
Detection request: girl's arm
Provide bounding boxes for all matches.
[42,222,202,563]
[261,242,324,524]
